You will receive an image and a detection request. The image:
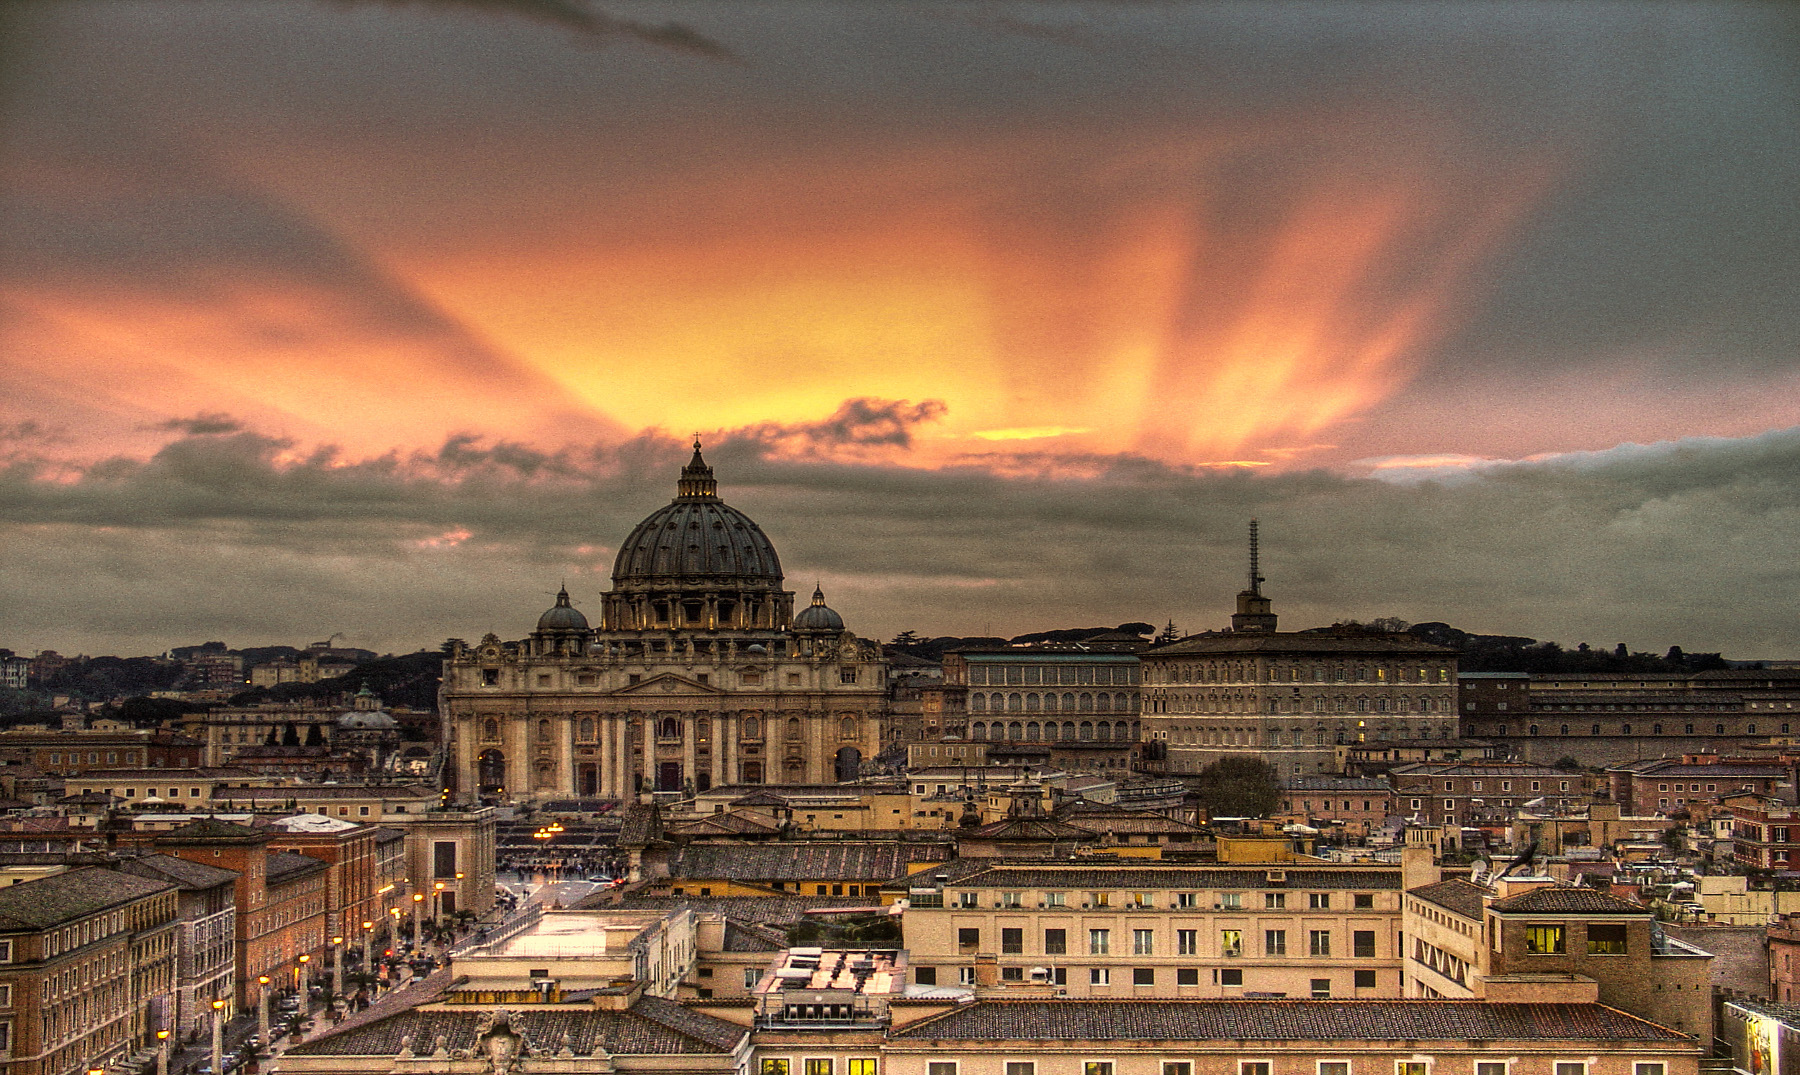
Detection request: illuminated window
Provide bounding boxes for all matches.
[1525,924,1565,954]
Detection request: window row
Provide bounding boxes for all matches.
[955,926,1379,958]
[967,665,1138,687]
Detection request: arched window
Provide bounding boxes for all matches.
[1045,721,1060,741]
[742,716,760,739]
[578,718,594,741]
[1079,692,1094,712]
[1096,693,1112,713]
[1116,721,1130,739]
[1025,693,1040,712]
[660,717,681,740]
[1622,723,1632,735]
[970,693,987,713]
[787,717,803,740]
[482,719,499,741]
[971,721,987,740]
[1559,724,1569,736]
[1008,721,1023,740]
[1062,721,1076,740]
[1529,724,1539,736]
[1716,723,1726,735]
[1079,721,1094,740]
[1654,723,1663,735]
[1008,693,1023,713]
[1592,724,1601,736]
[1025,722,1040,741]
[840,716,858,740]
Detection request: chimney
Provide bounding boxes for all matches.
[1400,844,1438,891]
[973,952,998,989]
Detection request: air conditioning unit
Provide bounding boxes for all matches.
[1081,903,1091,909]
[1213,904,1223,910]
[1038,902,1047,909]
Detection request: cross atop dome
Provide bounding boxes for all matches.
[677,436,717,499]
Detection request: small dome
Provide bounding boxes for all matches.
[338,709,397,730]
[537,585,590,632]
[792,584,845,632]
[745,643,768,654]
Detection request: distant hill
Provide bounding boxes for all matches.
[1405,622,1735,674]
[884,623,1154,663]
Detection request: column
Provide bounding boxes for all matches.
[711,711,728,790]
[681,711,698,790]
[641,712,654,790]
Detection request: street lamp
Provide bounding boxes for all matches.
[156,1029,171,1075]
[256,975,270,1046]
[433,881,446,939]
[210,999,226,1075]
[331,936,344,1011]
[295,953,310,1006]
[411,891,425,955]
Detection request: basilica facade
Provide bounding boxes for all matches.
[441,444,888,803]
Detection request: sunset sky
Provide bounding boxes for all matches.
[4,1,1799,658]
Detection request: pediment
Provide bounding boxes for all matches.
[611,672,727,696]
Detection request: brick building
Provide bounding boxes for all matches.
[0,868,179,1075]
[1607,755,1793,816]
[1389,763,1590,830]
[116,854,238,1036]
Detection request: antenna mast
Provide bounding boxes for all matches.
[1248,519,1263,596]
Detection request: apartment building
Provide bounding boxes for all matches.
[116,854,238,1036]
[1726,793,1800,871]
[0,868,179,1075]
[1403,875,1713,1041]
[0,731,203,777]
[1389,763,1590,829]
[902,862,1411,999]
[1607,756,1791,816]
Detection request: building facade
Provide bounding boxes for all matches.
[442,445,888,802]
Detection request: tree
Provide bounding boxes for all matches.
[1552,756,1582,771]
[1368,617,1412,633]
[1193,755,1281,819]
[1156,620,1182,643]
[1115,622,1155,637]
[889,631,921,647]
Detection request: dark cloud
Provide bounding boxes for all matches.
[4,416,1799,658]
[142,413,245,436]
[350,0,736,58]
[731,398,949,458]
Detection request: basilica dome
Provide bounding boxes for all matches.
[611,443,784,588]
[536,586,590,632]
[792,585,845,632]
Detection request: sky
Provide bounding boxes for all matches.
[2,1,1799,659]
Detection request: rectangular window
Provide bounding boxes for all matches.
[1089,968,1110,985]
[0,941,11,963]
[1397,1065,1428,1075]
[0,985,10,1006]
[1091,892,1111,907]
[1008,1065,1036,1075]
[1554,1065,1585,1075]
[1177,892,1198,908]
[1001,966,1024,982]
[1587,923,1628,954]
[1634,1066,1665,1075]
[1476,1065,1508,1075]
[1085,1064,1114,1075]
[1046,892,1066,907]
[746,967,762,988]
[1165,1064,1192,1075]
[1354,970,1377,988]
[1001,928,1023,954]
[1002,891,1023,908]
[1353,893,1374,909]
[958,927,980,950]
[1219,968,1243,986]
[1089,928,1111,955]
[806,1061,833,1075]
[929,1065,957,1075]
[1265,929,1287,956]
[1312,978,1331,999]
[1045,928,1067,955]
[1319,1063,1350,1075]
[1265,892,1286,909]
[1221,929,1243,956]
[1177,929,1198,955]
[763,1061,791,1075]
[1309,892,1331,909]
[1525,924,1565,954]
[914,967,937,985]
[1221,892,1242,910]
[1242,1063,1271,1075]
[1177,967,1200,986]
[433,841,457,878]
[958,967,977,986]
[1134,929,1155,955]
[849,1061,877,1075]
[1133,967,1155,986]
[1353,930,1376,958]
[1310,930,1331,956]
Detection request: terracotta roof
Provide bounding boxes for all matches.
[0,867,176,931]
[722,919,788,952]
[1489,886,1649,914]
[1409,879,1489,919]
[665,812,782,837]
[669,842,947,882]
[1282,776,1395,793]
[889,999,1691,1042]
[211,785,437,800]
[965,817,1096,840]
[158,818,263,842]
[288,996,746,1057]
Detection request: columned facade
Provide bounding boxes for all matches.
[442,444,887,803]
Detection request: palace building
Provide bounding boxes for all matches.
[442,443,888,803]
[1140,523,1460,776]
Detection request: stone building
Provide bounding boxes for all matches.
[0,868,180,1075]
[117,853,238,1037]
[442,444,888,802]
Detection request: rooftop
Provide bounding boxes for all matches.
[889,999,1691,1043]
[1408,879,1490,919]
[0,866,175,931]
[1488,886,1650,915]
[288,995,746,1057]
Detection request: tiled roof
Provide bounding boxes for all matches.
[1409,879,1489,919]
[578,893,870,924]
[266,850,328,884]
[119,853,240,890]
[157,818,263,842]
[371,826,407,844]
[1489,886,1649,914]
[669,842,948,882]
[0,866,176,931]
[665,812,782,837]
[1391,764,1576,778]
[211,785,437,800]
[289,996,746,1056]
[938,865,1401,891]
[966,818,1096,840]
[722,919,788,952]
[889,999,1690,1042]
